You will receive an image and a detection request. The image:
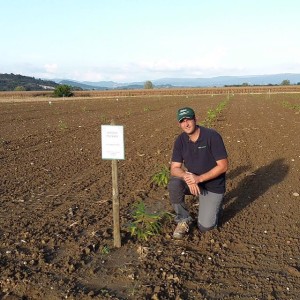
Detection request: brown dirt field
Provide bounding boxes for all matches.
[0,93,299,300]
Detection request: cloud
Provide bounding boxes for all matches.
[44,63,58,73]
[135,48,227,73]
[3,47,300,83]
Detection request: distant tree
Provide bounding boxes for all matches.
[297,82,300,85]
[53,84,73,97]
[14,86,26,91]
[242,82,249,86]
[144,80,154,89]
[281,79,290,86]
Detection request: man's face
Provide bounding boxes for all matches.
[179,118,197,135]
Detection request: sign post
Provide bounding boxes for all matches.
[101,120,125,248]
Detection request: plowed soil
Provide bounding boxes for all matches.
[0,93,299,300]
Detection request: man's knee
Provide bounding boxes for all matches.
[198,223,217,233]
[198,209,222,232]
[168,176,183,190]
[168,177,186,204]
[198,191,223,233]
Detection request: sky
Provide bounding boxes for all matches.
[1,0,300,83]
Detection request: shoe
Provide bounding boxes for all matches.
[173,222,189,239]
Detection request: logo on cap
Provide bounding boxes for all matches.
[177,107,195,122]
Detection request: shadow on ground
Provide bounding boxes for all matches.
[222,158,289,225]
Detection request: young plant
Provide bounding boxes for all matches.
[200,98,229,127]
[151,165,170,188]
[58,120,68,130]
[215,99,227,115]
[282,100,300,111]
[207,108,217,125]
[128,200,171,241]
[101,245,110,255]
[99,114,107,123]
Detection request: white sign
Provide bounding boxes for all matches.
[101,125,125,160]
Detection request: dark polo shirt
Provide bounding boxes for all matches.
[172,126,228,194]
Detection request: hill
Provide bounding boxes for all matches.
[0,73,58,91]
[152,73,300,87]
[57,79,144,90]
[2,73,300,91]
[56,73,300,90]
[59,80,108,90]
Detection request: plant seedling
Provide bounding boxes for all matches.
[101,245,110,255]
[58,120,68,130]
[128,200,172,241]
[151,165,170,188]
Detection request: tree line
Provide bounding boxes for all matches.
[1,73,299,97]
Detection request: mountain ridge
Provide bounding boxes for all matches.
[57,73,300,89]
[1,73,300,91]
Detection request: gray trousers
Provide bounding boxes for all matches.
[168,176,224,232]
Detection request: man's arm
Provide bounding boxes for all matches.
[170,161,201,195]
[184,158,228,185]
[170,161,186,178]
[198,158,228,183]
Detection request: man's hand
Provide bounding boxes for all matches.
[184,172,199,185]
[184,172,200,195]
[187,183,200,196]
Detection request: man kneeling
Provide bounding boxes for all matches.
[168,107,228,239]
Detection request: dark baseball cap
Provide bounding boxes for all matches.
[177,107,195,122]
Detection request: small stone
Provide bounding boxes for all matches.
[29,259,36,265]
[89,268,95,275]
[83,247,91,255]
[151,294,159,300]
[286,266,300,277]
[292,192,299,197]
[68,264,75,272]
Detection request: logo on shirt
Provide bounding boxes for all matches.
[198,145,207,149]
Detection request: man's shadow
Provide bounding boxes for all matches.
[220,158,289,225]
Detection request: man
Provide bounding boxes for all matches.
[168,107,228,239]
